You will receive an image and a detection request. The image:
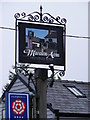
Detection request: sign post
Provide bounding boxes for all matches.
[5,92,30,119]
[35,68,48,118]
[14,6,67,118]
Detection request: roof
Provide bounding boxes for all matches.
[0,73,35,103]
[0,73,90,115]
[47,80,90,115]
[45,32,57,38]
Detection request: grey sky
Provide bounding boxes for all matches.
[0,1,89,96]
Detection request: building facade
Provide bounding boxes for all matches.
[0,73,90,119]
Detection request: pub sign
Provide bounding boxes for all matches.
[18,22,65,67]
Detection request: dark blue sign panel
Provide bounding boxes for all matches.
[5,92,30,119]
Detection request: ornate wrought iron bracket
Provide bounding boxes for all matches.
[14,5,67,25]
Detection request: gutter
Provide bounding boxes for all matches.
[47,103,90,118]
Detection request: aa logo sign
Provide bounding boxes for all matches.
[5,92,30,119]
[12,99,26,115]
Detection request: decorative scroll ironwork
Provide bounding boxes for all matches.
[14,6,67,25]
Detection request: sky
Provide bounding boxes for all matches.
[26,28,48,39]
[0,0,89,96]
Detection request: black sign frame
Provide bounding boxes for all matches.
[18,22,65,66]
[14,6,66,71]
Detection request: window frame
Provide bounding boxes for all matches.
[63,85,86,98]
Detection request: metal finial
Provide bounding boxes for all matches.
[40,5,43,21]
[40,5,42,13]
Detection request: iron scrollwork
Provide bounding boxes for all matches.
[14,6,67,25]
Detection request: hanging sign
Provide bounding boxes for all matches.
[5,92,30,119]
[18,22,65,67]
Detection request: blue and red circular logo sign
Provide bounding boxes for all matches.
[12,99,26,115]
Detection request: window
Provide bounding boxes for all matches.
[68,87,83,96]
[49,39,52,42]
[64,85,86,98]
